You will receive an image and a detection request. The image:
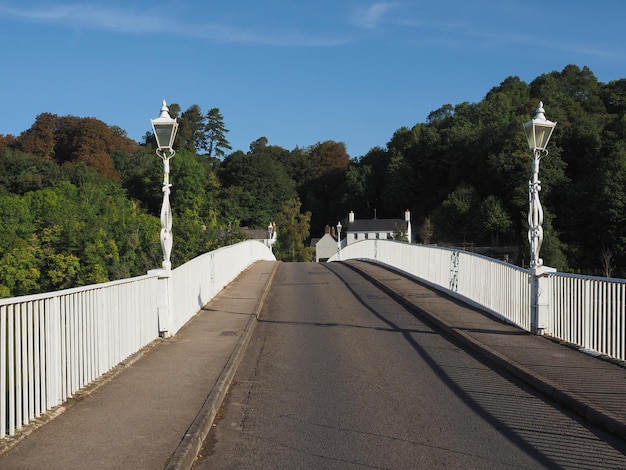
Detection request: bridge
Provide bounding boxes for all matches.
[1,240,626,468]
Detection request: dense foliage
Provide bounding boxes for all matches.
[1,64,625,297]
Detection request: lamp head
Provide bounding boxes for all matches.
[151,100,179,152]
[523,101,556,152]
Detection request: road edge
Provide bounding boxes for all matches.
[165,260,279,470]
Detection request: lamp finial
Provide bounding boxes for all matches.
[160,100,170,118]
[534,101,547,121]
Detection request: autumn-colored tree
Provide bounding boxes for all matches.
[13,112,60,160]
[0,133,15,155]
[12,114,138,178]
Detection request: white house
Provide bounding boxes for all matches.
[314,225,341,262]
[346,210,412,245]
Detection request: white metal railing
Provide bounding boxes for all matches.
[170,240,276,334]
[330,240,626,360]
[1,241,275,439]
[548,272,626,361]
[330,240,530,330]
[0,275,160,439]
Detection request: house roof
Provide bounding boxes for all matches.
[348,219,407,232]
[314,233,338,245]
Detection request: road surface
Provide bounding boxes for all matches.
[194,262,626,469]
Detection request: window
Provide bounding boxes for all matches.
[375,233,380,239]
[365,233,369,239]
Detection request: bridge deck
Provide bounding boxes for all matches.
[1,259,626,469]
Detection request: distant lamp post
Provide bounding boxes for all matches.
[267,222,275,253]
[523,101,556,270]
[336,221,342,260]
[151,100,179,271]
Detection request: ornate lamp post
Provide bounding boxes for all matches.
[151,100,179,271]
[336,221,342,261]
[267,222,275,253]
[523,101,556,270]
[523,101,557,335]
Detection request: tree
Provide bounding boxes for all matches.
[433,185,480,243]
[480,195,512,246]
[12,113,138,178]
[274,198,313,262]
[13,112,60,160]
[419,217,434,245]
[204,108,232,159]
[176,104,206,154]
[302,141,351,234]
[219,149,296,228]
[392,223,408,242]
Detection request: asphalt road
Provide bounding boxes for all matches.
[194,262,626,469]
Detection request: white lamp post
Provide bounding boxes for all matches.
[151,100,179,271]
[523,101,557,336]
[523,101,556,270]
[267,222,274,253]
[336,221,342,260]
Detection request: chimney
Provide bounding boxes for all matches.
[349,211,355,223]
[405,209,411,221]
[325,225,331,234]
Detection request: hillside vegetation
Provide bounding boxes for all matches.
[1,64,625,296]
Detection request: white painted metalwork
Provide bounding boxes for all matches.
[548,272,626,361]
[0,275,160,438]
[523,101,556,270]
[0,241,274,438]
[151,100,179,271]
[331,240,530,331]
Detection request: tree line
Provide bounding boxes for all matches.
[0,64,625,297]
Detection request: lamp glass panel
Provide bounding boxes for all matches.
[154,124,175,149]
[524,125,535,149]
[535,124,554,150]
[534,126,548,150]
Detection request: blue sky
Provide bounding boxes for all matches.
[1,1,625,158]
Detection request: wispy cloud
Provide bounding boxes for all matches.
[395,12,626,62]
[0,3,352,47]
[469,28,626,62]
[351,2,400,29]
[0,3,166,33]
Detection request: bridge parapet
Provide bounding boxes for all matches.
[330,240,626,362]
[0,241,274,439]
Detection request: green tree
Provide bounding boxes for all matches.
[274,198,313,262]
[0,235,42,296]
[432,185,480,243]
[204,108,232,159]
[302,141,350,234]
[480,195,512,246]
[176,104,206,154]
[219,149,296,227]
[419,217,434,245]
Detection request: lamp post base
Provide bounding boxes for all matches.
[530,265,556,335]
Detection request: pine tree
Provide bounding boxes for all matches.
[204,108,232,159]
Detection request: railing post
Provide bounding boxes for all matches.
[149,268,173,338]
[530,266,555,335]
